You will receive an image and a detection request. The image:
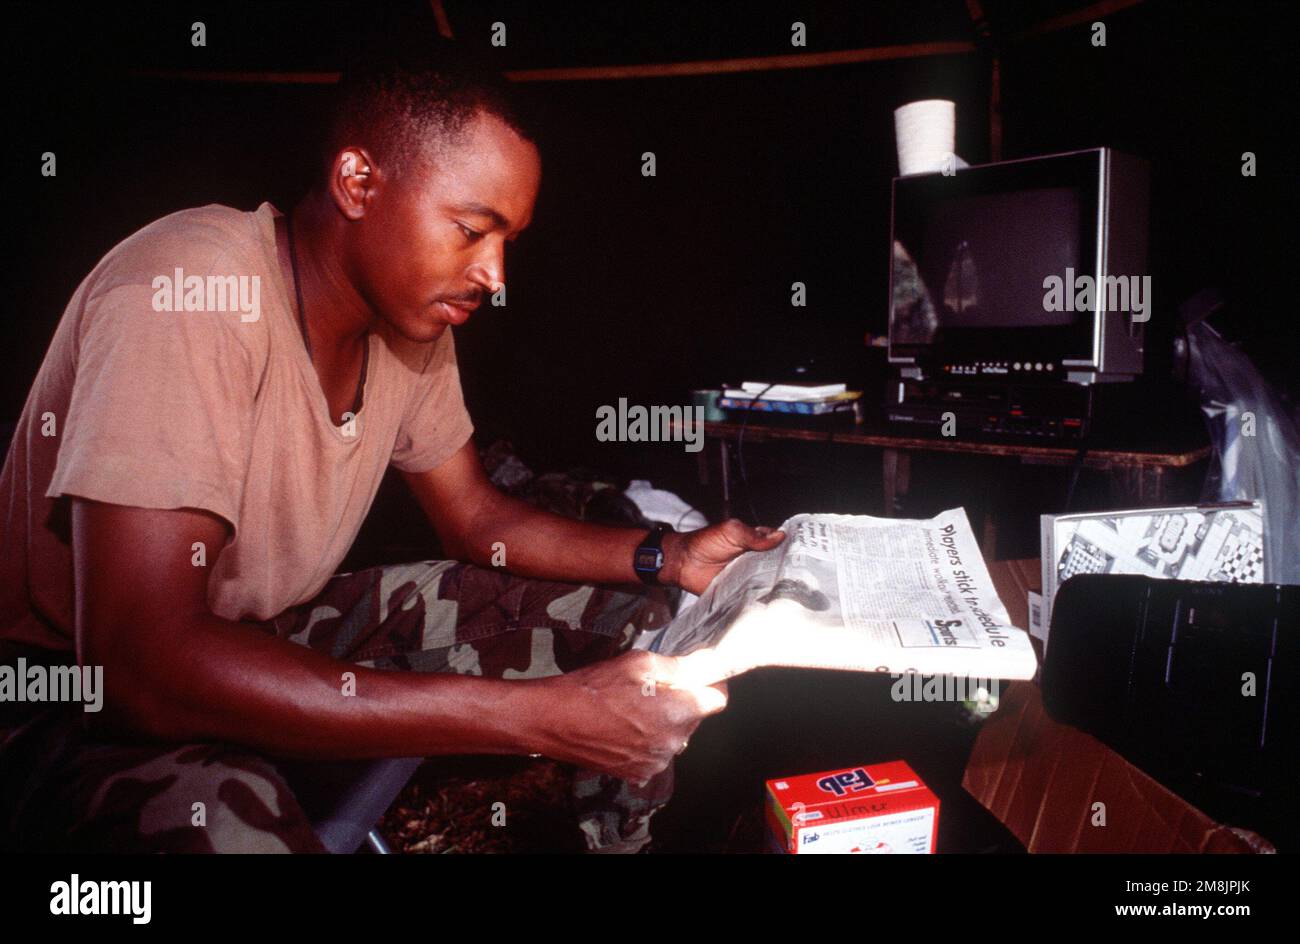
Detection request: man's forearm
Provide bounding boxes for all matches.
[90,610,554,761]
[454,492,682,587]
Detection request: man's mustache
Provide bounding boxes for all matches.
[437,292,483,308]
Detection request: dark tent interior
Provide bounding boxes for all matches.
[5,0,1297,856]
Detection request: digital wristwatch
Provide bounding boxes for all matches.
[633,524,671,586]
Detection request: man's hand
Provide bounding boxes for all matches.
[660,519,786,595]
[531,651,728,783]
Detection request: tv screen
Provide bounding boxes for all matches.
[892,187,1085,344]
[888,151,1108,367]
[888,149,1148,381]
[917,187,1080,331]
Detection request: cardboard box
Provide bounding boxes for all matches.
[765,761,940,854]
[962,681,1274,853]
[975,560,1273,853]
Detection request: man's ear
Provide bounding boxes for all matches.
[328,147,380,220]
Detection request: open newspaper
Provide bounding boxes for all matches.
[636,508,1037,685]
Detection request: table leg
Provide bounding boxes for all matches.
[1108,464,1167,509]
[980,461,1001,557]
[719,438,732,520]
[1145,466,1167,505]
[882,448,911,516]
[1108,465,1129,509]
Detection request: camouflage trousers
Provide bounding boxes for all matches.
[0,561,677,853]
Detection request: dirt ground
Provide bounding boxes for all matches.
[380,755,586,854]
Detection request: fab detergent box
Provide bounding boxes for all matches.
[765,760,939,854]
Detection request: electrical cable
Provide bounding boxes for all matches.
[737,382,776,524]
[1062,385,1095,512]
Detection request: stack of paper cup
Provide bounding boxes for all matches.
[894,99,956,175]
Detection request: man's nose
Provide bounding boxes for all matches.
[467,244,505,296]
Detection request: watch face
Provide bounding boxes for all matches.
[635,548,664,572]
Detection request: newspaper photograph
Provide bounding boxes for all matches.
[637,508,1038,685]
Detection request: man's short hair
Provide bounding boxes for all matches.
[325,50,536,182]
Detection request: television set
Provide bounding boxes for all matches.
[887,148,1149,385]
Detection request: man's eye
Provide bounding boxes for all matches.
[457,223,482,242]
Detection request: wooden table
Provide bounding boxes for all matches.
[690,419,1211,549]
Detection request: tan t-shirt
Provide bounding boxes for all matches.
[0,202,474,652]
